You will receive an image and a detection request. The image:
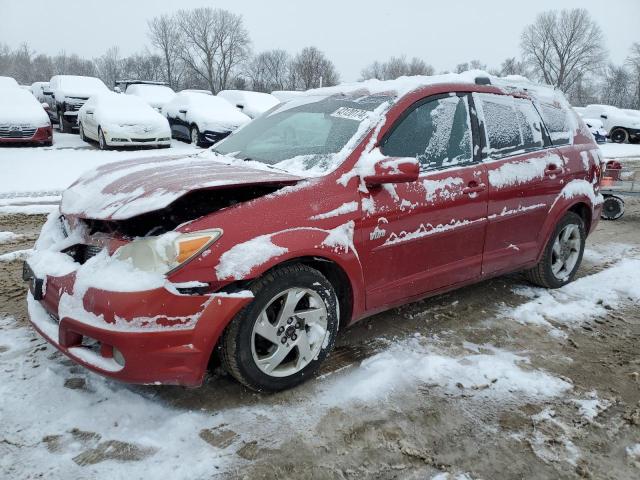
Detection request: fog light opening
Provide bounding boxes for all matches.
[113,347,126,367]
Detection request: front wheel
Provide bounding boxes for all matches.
[78,123,87,142]
[524,212,585,289]
[190,126,201,147]
[98,127,109,150]
[610,128,629,144]
[601,195,625,220]
[220,264,339,392]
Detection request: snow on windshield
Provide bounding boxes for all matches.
[58,76,108,92]
[211,93,394,177]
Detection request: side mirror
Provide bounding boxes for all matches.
[41,102,50,110]
[114,86,122,93]
[178,109,187,114]
[363,157,420,186]
[85,110,94,115]
[600,114,608,120]
[43,90,53,96]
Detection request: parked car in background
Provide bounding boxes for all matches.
[181,89,212,95]
[125,83,176,112]
[0,76,19,89]
[43,75,110,133]
[583,104,640,143]
[30,82,50,103]
[582,118,607,144]
[77,92,171,150]
[26,74,603,392]
[623,109,640,119]
[217,90,279,118]
[0,87,52,146]
[271,90,304,102]
[163,91,250,146]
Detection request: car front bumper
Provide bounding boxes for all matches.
[25,267,251,386]
[0,126,52,144]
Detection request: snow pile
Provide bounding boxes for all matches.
[0,231,22,244]
[626,444,640,461]
[572,391,610,422]
[0,248,31,262]
[125,84,176,109]
[216,90,279,118]
[321,338,571,404]
[506,256,640,336]
[216,234,288,280]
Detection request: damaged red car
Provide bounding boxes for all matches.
[25,74,603,391]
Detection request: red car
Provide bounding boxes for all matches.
[0,87,53,146]
[25,74,603,391]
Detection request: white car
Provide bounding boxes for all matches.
[77,93,171,150]
[217,90,280,118]
[125,83,176,111]
[0,76,19,89]
[163,91,251,146]
[30,82,50,103]
[582,104,640,144]
[623,109,640,119]
[0,88,52,146]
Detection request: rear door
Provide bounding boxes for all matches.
[473,92,565,275]
[359,93,489,311]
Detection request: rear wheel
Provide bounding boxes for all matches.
[220,264,339,392]
[610,128,629,144]
[601,195,625,220]
[524,212,585,289]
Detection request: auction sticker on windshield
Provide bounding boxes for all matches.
[330,107,370,121]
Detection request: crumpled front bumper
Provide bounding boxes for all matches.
[26,268,251,386]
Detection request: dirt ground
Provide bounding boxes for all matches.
[1,197,639,479]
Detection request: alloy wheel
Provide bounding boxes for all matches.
[250,287,328,378]
[610,128,628,144]
[551,224,582,280]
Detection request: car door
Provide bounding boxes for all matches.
[473,92,566,276]
[359,93,489,311]
[82,98,99,139]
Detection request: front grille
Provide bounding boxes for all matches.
[0,124,37,138]
[64,244,103,264]
[130,138,157,142]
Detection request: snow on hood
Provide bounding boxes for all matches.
[126,84,176,108]
[60,154,301,220]
[53,75,109,99]
[0,88,50,126]
[82,93,168,128]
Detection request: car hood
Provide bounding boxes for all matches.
[60,154,302,221]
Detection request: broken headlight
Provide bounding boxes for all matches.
[113,229,222,274]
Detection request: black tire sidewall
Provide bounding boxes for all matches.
[610,128,628,144]
[541,212,586,288]
[191,126,200,146]
[601,196,625,220]
[226,267,339,392]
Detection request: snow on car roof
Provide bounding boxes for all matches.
[0,76,20,89]
[0,87,50,125]
[126,84,176,103]
[217,90,280,116]
[53,75,108,91]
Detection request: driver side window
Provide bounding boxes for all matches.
[381,94,474,171]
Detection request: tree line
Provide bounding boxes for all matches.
[0,7,638,109]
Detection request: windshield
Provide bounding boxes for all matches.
[212,93,393,176]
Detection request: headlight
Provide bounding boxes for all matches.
[114,229,222,274]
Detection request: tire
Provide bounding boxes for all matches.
[610,128,629,144]
[220,264,339,392]
[190,126,201,147]
[78,123,87,142]
[57,111,66,133]
[601,195,625,220]
[524,211,586,289]
[98,127,109,150]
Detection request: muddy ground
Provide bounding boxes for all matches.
[1,198,639,479]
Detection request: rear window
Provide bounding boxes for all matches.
[538,103,572,146]
[474,93,546,157]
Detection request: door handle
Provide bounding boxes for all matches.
[463,181,486,195]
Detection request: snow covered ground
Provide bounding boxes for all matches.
[599,142,640,160]
[0,132,200,214]
[1,204,640,478]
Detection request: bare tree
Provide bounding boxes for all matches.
[147,14,182,89]
[455,59,487,74]
[521,8,606,91]
[599,64,634,108]
[290,46,339,89]
[245,49,290,92]
[361,55,434,81]
[626,42,640,109]
[94,46,123,88]
[499,57,530,77]
[177,7,251,93]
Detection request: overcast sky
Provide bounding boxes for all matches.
[3,0,639,82]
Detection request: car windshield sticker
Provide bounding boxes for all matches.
[330,107,370,121]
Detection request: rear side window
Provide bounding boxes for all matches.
[538,103,572,146]
[474,93,545,157]
[382,95,473,171]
